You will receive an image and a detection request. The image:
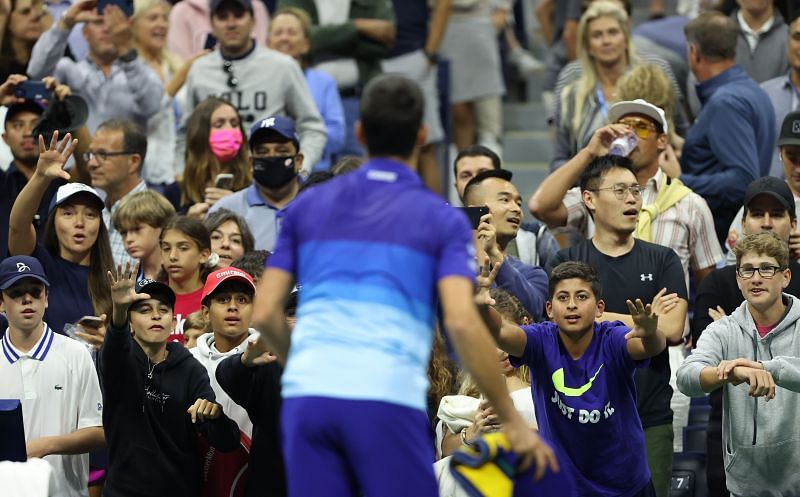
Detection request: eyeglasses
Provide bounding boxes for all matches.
[223,60,238,88]
[617,119,657,139]
[589,183,645,200]
[82,151,133,162]
[736,265,786,279]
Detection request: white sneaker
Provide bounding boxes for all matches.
[508,46,545,77]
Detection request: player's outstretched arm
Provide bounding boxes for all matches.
[251,267,295,364]
[440,276,558,478]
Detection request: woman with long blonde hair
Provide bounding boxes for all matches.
[552,1,638,169]
[131,0,206,190]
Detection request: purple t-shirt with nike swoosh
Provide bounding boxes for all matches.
[510,320,651,497]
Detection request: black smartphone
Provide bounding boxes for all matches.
[204,33,218,50]
[214,173,234,190]
[96,0,134,18]
[14,80,52,101]
[456,206,490,229]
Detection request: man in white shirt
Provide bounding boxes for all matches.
[0,255,105,497]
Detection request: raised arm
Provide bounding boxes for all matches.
[624,298,666,361]
[530,124,629,227]
[104,5,164,119]
[8,132,76,256]
[438,275,557,478]
[28,0,97,79]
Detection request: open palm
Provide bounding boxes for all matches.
[36,131,75,181]
[107,262,146,308]
[625,298,658,339]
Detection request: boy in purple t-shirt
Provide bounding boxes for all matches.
[486,261,666,497]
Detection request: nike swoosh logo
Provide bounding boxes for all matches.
[551,364,604,397]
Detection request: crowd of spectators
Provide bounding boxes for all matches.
[2,1,800,497]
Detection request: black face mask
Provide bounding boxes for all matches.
[253,156,297,189]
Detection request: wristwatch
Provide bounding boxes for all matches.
[424,49,440,66]
[118,48,138,63]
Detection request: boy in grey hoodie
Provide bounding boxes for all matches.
[677,232,800,497]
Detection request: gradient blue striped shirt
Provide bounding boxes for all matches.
[269,158,476,410]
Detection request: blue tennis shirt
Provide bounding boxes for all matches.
[269,158,476,410]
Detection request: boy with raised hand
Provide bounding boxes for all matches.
[485,260,665,497]
[0,255,105,497]
[99,263,240,497]
[677,232,800,496]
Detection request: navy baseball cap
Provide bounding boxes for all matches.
[134,279,176,309]
[4,101,45,125]
[249,115,300,149]
[210,0,252,14]
[0,256,50,290]
[49,183,105,214]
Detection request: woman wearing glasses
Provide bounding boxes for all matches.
[8,132,114,336]
[181,96,252,220]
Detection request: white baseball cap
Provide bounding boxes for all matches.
[607,99,668,135]
[50,183,105,213]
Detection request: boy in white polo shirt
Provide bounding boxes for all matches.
[0,255,105,497]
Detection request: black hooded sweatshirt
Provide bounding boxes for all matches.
[99,323,240,497]
[216,352,285,497]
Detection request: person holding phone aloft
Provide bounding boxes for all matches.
[27,0,164,132]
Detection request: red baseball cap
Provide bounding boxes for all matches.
[201,267,256,303]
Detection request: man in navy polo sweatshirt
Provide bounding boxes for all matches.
[677,11,775,246]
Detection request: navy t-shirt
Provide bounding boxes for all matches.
[32,244,94,335]
[548,239,687,428]
[511,321,651,497]
[388,0,428,57]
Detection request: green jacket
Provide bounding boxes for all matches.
[277,0,395,87]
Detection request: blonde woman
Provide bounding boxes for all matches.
[552,1,638,170]
[132,0,206,190]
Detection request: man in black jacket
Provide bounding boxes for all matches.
[692,176,800,497]
[99,265,240,497]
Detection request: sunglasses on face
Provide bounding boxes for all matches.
[5,285,44,300]
[617,119,657,139]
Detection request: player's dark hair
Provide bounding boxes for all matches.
[359,75,424,158]
[548,261,602,300]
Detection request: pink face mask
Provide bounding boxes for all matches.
[208,128,243,162]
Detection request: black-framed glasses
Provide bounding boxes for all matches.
[223,60,238,88]
[736,265,786,279]
[82,151,134,162]
[589,183,645,200]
